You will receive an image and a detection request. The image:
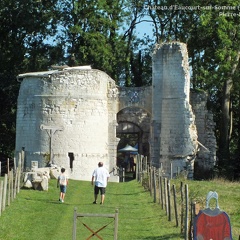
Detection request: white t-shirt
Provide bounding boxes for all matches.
[92,167,110,187]
[58,173,68,186]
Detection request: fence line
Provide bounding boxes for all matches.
[0,180,3,216]
[0,151,24,216]
[136,156,200,240]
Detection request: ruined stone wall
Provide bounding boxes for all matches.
[118,86,152,113]
[117,107,151,156]
[15,42,217,181]
[16,68,118,180]
[151,42,198,178]
[190,90,217,171]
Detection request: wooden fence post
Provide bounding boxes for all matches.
[21,149,25,172]
[14,157,16,171]
[158,171,161,205]
[17,158,22,193]
[14,168,18,199]
[149,166,151,195]
[173,184,179,227]
[18,151,21,169]
[184,184,189,240]
[159,176,164,209]
[0,180,3,216]
[167,179,171,221]
[114,209,119,240]
[11,170,14,202]
[72,207,77,240]
[153,167,156,203]
[2,174,7,211]
[180,181,184,234]
[8,170,11,206]
[164,178,168,216]
[137,155,142,183]
[136,155,139,182]
[189,201,195,240]
[138,155,141,182]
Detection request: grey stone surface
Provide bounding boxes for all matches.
[151,42,198,178]
[16,43,216,180]
[23,170,49,191]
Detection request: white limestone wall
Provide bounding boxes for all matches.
[152,42,198,178]
[190,90,217,170]
[16,68,118,180]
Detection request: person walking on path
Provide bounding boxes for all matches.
[57,167,68,203]
[91,162,110,205]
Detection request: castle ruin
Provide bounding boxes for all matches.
[15,42,216,180]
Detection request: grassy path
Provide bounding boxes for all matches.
[0,179,182,240]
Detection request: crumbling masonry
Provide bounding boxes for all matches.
[15,42,216,180]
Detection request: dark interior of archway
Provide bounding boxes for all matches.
[116,133,137,182]
[116,132,139,181]
[116,121,142,151]
[117,132,139,150]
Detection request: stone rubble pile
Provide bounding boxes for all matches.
[23,167,61,191]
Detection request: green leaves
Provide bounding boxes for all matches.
[2,0,240,173]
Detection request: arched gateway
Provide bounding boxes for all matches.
[15,43,216,181]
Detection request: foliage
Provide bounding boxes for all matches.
[1,0,240,178]
[145,0,240,177]
[0,0,151,157]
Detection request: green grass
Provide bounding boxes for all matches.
[0,178,239,240]
[180,178,240,239]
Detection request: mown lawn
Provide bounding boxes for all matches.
[0,177,239,240]
[0,178,181,240]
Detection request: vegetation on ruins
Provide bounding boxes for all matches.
[1,0,240,179]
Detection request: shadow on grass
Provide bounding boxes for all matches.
[24,197,64,205]
[108,187,147,195]
[108,192,140,196]
[125,177,135,182]
[141,233,183,239]
[23,197,115,206]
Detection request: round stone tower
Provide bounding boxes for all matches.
[16,67,118,180]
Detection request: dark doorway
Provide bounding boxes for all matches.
[68,152,74,172]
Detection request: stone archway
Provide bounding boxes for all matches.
[15,42,216,181]
[116,107,151,159]
[116,107,151,177]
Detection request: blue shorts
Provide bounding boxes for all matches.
[94,186,106,195]
[60,185,67,193]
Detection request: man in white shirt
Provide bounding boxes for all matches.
[91,162,110,205]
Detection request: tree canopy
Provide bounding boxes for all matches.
[1,0,240,179]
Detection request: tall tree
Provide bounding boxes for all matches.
[0,0,60,156]
[54,0,131,82]
[190,3,240,172]
[145,0,240,176]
